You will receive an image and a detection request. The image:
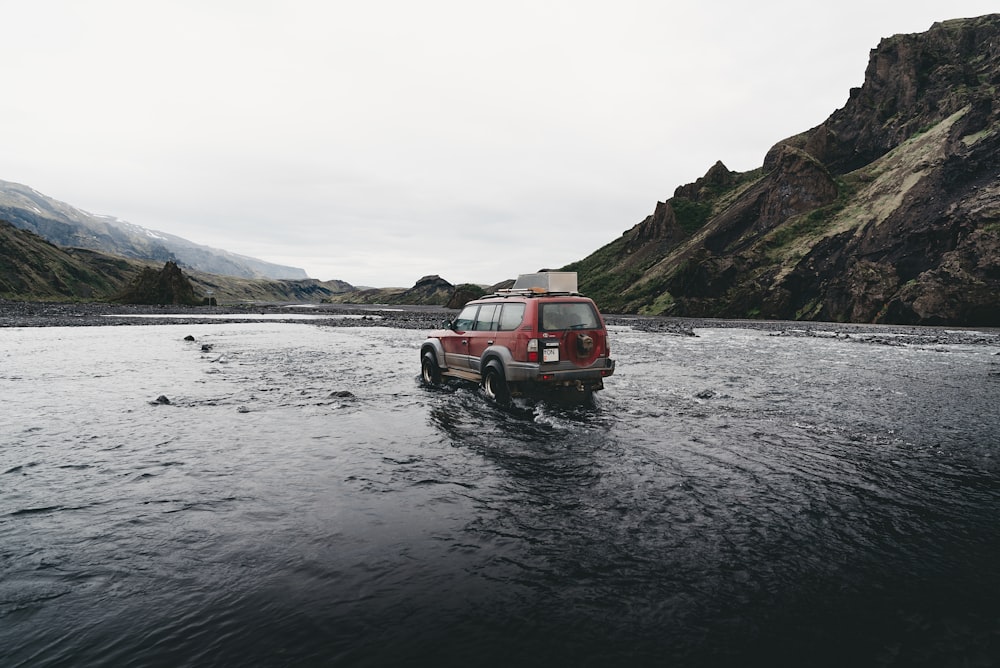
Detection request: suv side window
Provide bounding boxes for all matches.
[498,303,526,331]
[453,304,479,331]
[539,302,599,331]
[474,304,500,331]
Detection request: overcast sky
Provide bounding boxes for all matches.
[3,1,997,287]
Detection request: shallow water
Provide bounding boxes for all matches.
[1,323,998,667]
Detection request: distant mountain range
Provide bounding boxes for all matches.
[567,14,1000,326]
[0,219,355,303]
[3,15,999,325]
[0,179,308,280]
[0,213,499,305]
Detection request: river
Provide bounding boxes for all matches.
[2,322,998,667]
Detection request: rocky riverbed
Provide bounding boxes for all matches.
[1,299,998,348]
[4,310,999,667]
[0,300,449,329]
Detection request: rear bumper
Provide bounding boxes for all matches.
[506,357,615,387]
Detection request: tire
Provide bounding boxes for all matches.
[482,363,511,406]
[421,352,442,386]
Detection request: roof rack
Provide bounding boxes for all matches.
[493,271,579,297]
[492,287,578,298]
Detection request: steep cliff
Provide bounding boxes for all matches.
[568,14,1000,325]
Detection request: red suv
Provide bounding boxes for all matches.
[420,272,615,403]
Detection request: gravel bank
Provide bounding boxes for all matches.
[0,300,451,330]
[2,300,998,347]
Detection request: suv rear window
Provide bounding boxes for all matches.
[539,302,600,331]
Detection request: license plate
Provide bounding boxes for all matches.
[543,347,560,362]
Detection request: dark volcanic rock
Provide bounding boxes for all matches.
[759,16,1000,326]
[114,261,203,306]
[628,200,685,249]
[447,285,487,309]
[327,390,355,398]
[674,160,736,201]
[811,16,1000,174]
[403,275,454,305]
[570,13,1000,326]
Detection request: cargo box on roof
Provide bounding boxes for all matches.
[511,272,578,294]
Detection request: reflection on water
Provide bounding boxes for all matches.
[1,323,999,667]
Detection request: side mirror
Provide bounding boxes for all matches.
[445,318,457,330]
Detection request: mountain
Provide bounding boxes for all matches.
[324,275,492,307]
[567,14,1000,326]
[187,273,355,303]
[0,219,354,303]
[0,219,149,300]
[0,180,308,280]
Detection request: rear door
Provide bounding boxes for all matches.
[537,300,608,368]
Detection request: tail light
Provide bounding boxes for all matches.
[527,339,539,362]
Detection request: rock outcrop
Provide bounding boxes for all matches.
[114,261,203,306]
[568,14,1000,325]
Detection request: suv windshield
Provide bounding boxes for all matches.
[539,302,600,331]
[453,304,478,331]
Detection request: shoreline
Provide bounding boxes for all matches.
[2,300,998,347]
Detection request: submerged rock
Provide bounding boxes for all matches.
[328,390,355,399]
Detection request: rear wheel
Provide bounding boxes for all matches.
[421,352,442,385]
[482,364,510,406]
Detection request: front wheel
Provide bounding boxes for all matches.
[421,352,442,386]
[482,364,511,406]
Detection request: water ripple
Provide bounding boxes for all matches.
[0,323,997,666]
